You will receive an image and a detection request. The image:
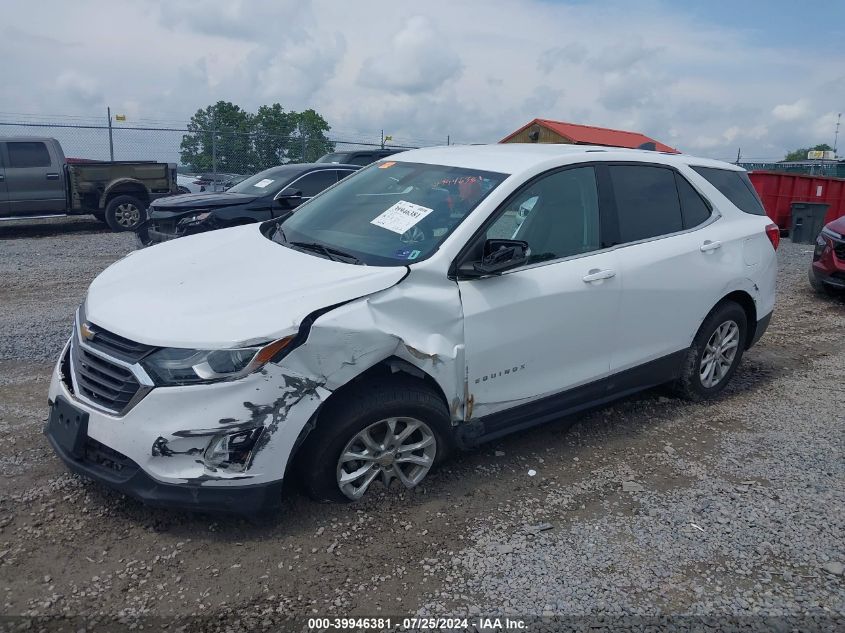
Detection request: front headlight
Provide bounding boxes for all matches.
[178,211,212,226]
[141,336,293,386]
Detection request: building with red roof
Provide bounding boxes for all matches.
[500,118,678,153]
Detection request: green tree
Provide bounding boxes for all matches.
[180,101,255,173]
[783,143,833,162]
[180,102,335,173]
[289,108,335,163]
[252,104,297,171]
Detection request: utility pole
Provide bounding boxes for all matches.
[211,118,218,178]
[381,129,385,150]
[107,107,114,161]
[834,113,841,156]
[735,147,741,164]
[447,135,450,146]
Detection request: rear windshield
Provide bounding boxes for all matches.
[316,153,349,163]
[691,166,766,215]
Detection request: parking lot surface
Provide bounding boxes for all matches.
[0,217,843,631]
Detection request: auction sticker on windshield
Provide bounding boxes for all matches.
[253,179,274,188]
[370,200,434,235]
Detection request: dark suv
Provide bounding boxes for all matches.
[810,216,845,294]
[316,148,405,166]
[139,163,358,245]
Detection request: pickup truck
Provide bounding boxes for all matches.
[0,137,178,231]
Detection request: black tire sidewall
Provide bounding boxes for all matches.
[680,302,748,400]
[105,195,146,232]
[299,381,452,503]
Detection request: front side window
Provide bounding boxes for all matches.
[273,162,507,266]
[7,142,51,168]
[292,170,338,197]
[691,166,766,215]
[610,165,683,243]
[485,166,600,263]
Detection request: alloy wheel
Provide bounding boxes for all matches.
[114,203,140,228]
[700,320,740,388]
[336,416,436,500]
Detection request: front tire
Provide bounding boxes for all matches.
[674,301,747,401]
[298,379,452,503]
[809,268,835,295]
[105,195,146,232]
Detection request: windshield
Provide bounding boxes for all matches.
[227,169,293,196]
[272,161,508,266]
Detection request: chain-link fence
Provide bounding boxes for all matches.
[0,117,457,179]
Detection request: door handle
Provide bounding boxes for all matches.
[700,240,722,252]
[582,268,616,283]
[46,173,60,180]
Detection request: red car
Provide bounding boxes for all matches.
[810,215,845,294]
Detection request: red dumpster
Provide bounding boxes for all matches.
[748,171,845,233]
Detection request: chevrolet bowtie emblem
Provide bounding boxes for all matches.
[80,322,96,341]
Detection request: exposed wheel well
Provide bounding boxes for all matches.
[285,357,452,475]
[716,290,757,349]
[105,186,150,206]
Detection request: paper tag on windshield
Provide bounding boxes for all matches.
[371,200,434,235]
[253,178,274,188]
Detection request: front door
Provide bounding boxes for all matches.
[0,150,8,216]
[458,165,620,421]
[4,140,65,215]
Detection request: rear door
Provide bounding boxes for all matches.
[604,163,730,373]
[0,144,9,216]
[5,140,66,215]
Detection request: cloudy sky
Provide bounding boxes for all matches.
[2,0,844,161]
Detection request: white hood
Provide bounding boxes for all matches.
[85,224,407,349]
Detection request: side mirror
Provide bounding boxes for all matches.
[276,189,303,206]
[460,239,530,277]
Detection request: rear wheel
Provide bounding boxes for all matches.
[674,301,747,401]
[298,379,452,503]
[105,195,146,232]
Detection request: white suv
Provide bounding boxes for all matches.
[46,144,778,512]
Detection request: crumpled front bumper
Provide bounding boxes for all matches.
[46,340,329,513]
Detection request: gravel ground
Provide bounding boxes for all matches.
[0,217,843,632]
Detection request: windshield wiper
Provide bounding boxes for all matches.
[288,241,363,265]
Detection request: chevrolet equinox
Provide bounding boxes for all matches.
[46,144,778,513]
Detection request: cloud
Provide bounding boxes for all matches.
[358,16,462,95]
[772,99,810,122]
[0,0,843,162]
[537,44,587,73]
[55,71,104,109]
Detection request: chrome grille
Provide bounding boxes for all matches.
[82,322,156,363]
[70,333,150,415]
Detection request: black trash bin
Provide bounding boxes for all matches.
[790,202,830,244]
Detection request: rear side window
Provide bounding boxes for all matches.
[7,142,51,168]
[691,166,765,215]
[609,165,683,242]
[675,173,712,228]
